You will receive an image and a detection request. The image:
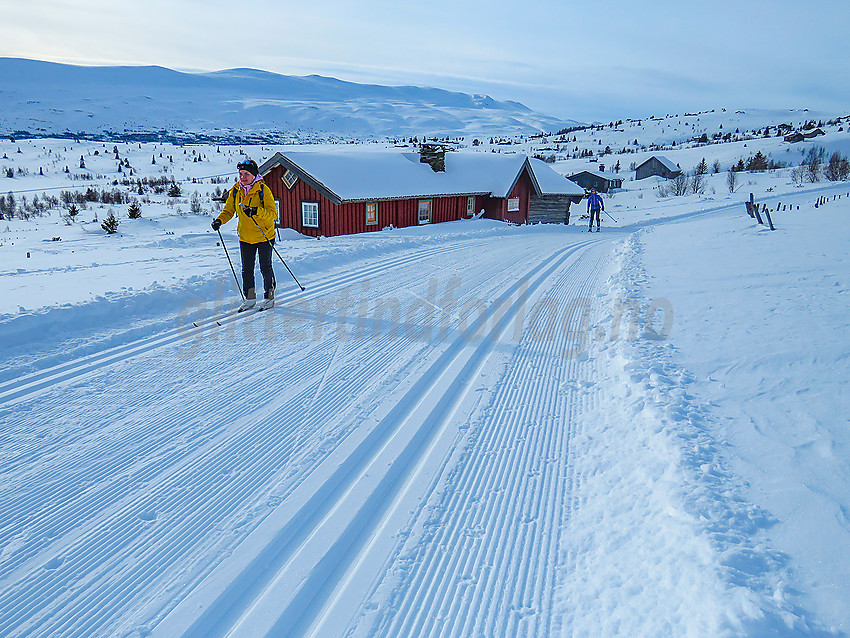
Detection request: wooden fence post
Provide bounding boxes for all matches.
[753,203,764,225]
[762,204,775,230]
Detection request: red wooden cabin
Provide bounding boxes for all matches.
[257,147,543,238]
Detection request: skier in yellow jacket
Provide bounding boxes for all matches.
[212,159,278,310]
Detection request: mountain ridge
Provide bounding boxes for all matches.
[0,58,579,142]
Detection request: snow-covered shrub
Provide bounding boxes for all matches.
[190,192,203,215]
[61,204,80,225]
[726,170,739,193]
[825,152,850,181]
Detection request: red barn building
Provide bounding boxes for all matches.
[257,147,571,237]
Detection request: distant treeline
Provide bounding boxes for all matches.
[3,129,329,145]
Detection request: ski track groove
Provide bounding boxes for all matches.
[0,237,513,552]
[0,341,335,578]
[183,244,588,635]
[0,238,492,488]
[0,234,583,637]
[365,242,609,638]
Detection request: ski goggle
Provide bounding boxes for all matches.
[237,161,257,173]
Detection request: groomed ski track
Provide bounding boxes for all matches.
[1,229,613,637]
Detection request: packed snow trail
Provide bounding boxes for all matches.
[0,230,605,637]
[156,238,608,638]
[0,224,806,637]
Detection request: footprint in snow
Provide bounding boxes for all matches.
[44,557,64,570]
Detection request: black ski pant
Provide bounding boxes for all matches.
[589,207,602,229]
[240,240,276,299]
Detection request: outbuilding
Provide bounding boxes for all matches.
[567,169,623,193]
[258,147,555,237]
[527,158,586,223]
[635,155,682,180]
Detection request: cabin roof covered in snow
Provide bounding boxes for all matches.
[528,158,586,196]
[259,151,580,203]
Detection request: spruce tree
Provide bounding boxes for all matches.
[102,211,119,234]
[127,202,142,219]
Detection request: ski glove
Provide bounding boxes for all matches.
[242,206,258,217]
[211,219,222,231]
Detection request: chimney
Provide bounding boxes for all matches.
[420,143,446,172]
[598,163,605,173]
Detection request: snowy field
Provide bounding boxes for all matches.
[1,118,849,637]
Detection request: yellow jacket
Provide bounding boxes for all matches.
[216,179,277,244]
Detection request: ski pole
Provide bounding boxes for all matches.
[244,209,306,291]
[604,210,618,223]
[217,228,245,300]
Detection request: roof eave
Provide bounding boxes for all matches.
[338,191,490,204]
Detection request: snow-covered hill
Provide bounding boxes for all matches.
[0,58,578,141]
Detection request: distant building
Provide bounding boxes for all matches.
[567,168,623,193]
[784,128,825,143]
[635,156,682,180]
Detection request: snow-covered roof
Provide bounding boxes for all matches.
[260,151,554,203]
[528,158,586,196]
[639,155,680,172]
[569,169,623,182]
[441,152,532,199]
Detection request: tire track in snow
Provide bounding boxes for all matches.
[150,237,606,638]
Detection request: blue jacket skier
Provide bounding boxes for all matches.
[587,189,604,232]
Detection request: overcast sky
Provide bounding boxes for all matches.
[2,0,848,122]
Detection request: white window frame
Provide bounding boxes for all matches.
[418,199,432,225]
[508,197,520,212]
[466,195,475,217]
[301,201,319,228]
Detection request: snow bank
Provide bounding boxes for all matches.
[638,193,850,634]
[557,230,826,635]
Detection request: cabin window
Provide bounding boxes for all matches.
[508,197,520,212]
[281,169,298,189]
[302,201,319,228]
[366,202,378,226]
[466,196,475,217]
[418,199,431,224]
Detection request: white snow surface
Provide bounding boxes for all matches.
[1,115,849,638]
